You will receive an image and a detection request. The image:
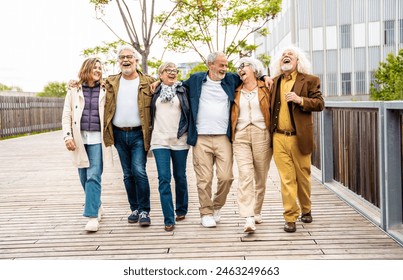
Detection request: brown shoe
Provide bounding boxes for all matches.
[301,212,313,223]
[164,225,175,232]
[284,222,296,233]
[175,215,186,221]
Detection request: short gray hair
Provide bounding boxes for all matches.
[158,61,177,76]
[206,51,226,65]
[117,45,140,62]
[237,57,264,78]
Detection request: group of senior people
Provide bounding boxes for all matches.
[62,45,324,234]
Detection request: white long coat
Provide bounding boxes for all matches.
[61,85,113,168]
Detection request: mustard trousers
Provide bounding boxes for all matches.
[273,133,311,222]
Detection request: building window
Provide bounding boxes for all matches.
[327,73,338,96]
[340,24,351,48]
[342,73,351,95]
[326,0,337,25]
[355,72,366,95]
[384,20,395,45]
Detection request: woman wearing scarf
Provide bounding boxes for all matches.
[150,62,190,232]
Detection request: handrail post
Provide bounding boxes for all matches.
[321,107,333,183]
[383,102,403,230]
[378,102,386,230]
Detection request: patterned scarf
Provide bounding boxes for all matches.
[159,81,182,103]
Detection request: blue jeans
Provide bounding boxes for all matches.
[78,143,103,217]
[153,148,189,226]
[113,128,151,213]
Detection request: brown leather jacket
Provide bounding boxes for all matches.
[103,71,155,151]
[270,72,324,154]
[231,79,271,142]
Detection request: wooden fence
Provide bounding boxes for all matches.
[0,96,64,138]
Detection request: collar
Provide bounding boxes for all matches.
[282,71,297,81]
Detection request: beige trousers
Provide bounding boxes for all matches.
[273,133,311,222]
[233,125,272,217]
[192,135,234,216]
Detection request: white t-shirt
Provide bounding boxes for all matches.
[112,77,141,127]
[196,76,229,135]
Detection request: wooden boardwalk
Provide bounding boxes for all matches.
[0,131,402,260]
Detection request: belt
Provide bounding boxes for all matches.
[274,128,296,136]
[113,125,142,132]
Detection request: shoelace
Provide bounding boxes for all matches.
[139,212,148,219]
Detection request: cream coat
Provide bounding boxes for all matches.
[62,85,113,168]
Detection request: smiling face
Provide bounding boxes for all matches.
[118,49,138,78]
[280,49,298,73]
[236,62,255,83]
[89,61,102,85]
[208,54,228,81]
[160,65,178,86]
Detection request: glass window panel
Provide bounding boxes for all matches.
[326,0,337,25]
[354,0,365,23]
[384,20,395,45]
[340,24,351,48]
[368,0,380,22]
[341,72,352,95]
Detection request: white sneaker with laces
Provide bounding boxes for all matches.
[213,209,221,223]
[98,205,104,222]
[254,214,263,224]
[201,215,216,228]
[85,218,99,232]
[244,217,256,233]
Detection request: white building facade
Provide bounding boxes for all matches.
[255,0,403,99]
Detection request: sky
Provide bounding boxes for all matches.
[0,0,199,92]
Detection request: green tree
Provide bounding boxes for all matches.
[157,0,281,63]
[82,40,125,75]
[186,62,208,78]
[370,49,403,101]
[88,0,179,74]
[0,83,12,91]
[37,82,67,98]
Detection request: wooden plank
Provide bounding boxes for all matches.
[0,131,402,260]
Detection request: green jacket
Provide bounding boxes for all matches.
[103,71,155,151]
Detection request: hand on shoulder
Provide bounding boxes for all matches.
[68,80,79,89]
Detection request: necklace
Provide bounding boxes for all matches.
[242,83,258,92]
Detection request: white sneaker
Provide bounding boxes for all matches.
[85,218,99,232]
[98,205,104,222]
[213,209,221,223]
[254,214,263,224]
[201,215,216,228]
[244,217,256,233]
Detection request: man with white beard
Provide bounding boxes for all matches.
[183,52,272,228]
[269,46,324,233]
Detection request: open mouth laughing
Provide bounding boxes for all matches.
[282,57,291,64]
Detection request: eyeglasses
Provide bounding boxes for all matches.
[237,63,251,71]
[164,69,179,74]
[118,55,134,60]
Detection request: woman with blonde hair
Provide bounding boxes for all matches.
[62,58,112,232]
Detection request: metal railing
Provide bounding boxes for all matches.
[313,101,403,245]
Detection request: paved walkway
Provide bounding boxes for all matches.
[0,131,402,259]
